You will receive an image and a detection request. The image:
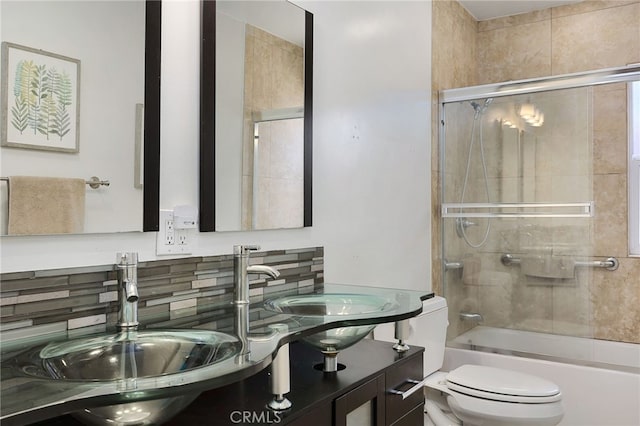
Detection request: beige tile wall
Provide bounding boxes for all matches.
[476,1,640,80]
[431,0,478,297]
[433,1,640,344]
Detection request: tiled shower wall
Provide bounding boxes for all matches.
[432,0,640,344]
[0,247,323,343]
[431,0,478,298]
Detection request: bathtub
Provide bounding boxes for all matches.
[444,326,640,426]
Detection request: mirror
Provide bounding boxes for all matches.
[0,0,160,235]
[200,0,312,231]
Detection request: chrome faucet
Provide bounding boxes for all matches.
[116,252,139,329]
[233,245,280,360]
[233,245,280,305]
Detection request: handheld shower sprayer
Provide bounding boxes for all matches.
[471,98,493,118]
[459,98,494,248]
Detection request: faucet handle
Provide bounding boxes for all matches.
[234,245,260,255]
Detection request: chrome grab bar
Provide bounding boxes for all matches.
[574,257,620,270]
[500,253,521,266]
[501,254,619,271]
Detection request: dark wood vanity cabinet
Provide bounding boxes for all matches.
[331,350,424,426]
[334,374,386,425]
[385,348,425,425]
[173,339,425,426]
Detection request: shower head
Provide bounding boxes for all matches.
[470,98,493,118]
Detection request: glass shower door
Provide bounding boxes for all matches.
[441,86,596,346]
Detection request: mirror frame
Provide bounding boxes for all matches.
[199,0,313,231]
[143,0,161,232]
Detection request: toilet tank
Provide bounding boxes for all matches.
[374,296,449,377]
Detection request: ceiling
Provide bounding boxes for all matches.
[458,0,583,21]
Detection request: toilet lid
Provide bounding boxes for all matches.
[446,365,561,403]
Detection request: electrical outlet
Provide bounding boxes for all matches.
[157,210,192,255]
[165,218,175,245]
[176,230,188,245]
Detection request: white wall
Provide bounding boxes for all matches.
[0,0,433,292]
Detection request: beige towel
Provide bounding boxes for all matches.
[7,176,85,235]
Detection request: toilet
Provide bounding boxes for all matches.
[375,296,564,426]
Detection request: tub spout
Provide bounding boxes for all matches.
[459,311,483,322]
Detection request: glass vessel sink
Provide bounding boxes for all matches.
[18,330,241,425]
[264,293,397,317]
[264,294,399,371]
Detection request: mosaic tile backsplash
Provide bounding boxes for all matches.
[0,247,324,343]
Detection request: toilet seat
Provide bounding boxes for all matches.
[445,390,565,426]
[446,365,562,403]
[426,365,564,426]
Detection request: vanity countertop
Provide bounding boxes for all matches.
[0,283,432,425]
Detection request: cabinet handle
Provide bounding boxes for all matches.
[388,378,425,400]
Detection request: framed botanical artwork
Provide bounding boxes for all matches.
[1,42,80,153]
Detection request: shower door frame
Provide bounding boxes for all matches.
[439,64,640,104]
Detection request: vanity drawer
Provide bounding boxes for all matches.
[385,352,424,425]
[390,404,424,426]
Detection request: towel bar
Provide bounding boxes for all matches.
[0,176,109,189]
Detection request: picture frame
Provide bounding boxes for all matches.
[1,42,81,153]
